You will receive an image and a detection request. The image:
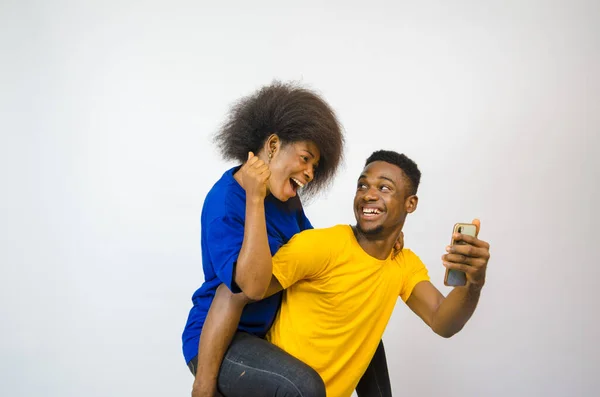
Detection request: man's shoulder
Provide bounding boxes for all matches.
[293,224,352,240]
[281,225,351,253]
[394,248,426,269]
[398,247,418,258]
[395,247,416,259]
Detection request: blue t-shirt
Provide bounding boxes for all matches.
[182,166,313,363]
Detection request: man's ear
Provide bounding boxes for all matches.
[405,195,418,214]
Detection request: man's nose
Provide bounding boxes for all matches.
[362,187,379,201]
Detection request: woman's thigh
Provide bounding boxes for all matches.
[190,332,325,397]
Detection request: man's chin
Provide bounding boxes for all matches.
[356,223,384,236]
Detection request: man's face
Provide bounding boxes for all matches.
[353,161,414,236]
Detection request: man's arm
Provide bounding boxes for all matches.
[191,278,284,397]
[406,219,490,338]
[406,281,482,338]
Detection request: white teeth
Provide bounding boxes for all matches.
[362,208,381,214]
[291,177,305,188]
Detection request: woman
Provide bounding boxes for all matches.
[182,82,391,397]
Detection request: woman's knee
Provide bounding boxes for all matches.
[293,367,325,397]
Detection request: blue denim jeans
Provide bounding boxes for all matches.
[188,331,391,397]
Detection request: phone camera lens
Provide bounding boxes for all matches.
[458,226,462,233]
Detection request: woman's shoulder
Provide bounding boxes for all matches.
[202,167,245,219]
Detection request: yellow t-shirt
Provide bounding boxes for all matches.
[266,225,430,397]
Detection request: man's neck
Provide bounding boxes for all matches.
[352,226,401,260]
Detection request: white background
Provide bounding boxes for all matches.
[1,1,599,396]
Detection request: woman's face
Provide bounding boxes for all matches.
[267,140,321,202]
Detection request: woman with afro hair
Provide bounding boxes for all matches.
[182,82,391,396]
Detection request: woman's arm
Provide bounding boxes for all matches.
[192,284,251,397]
[233,152,273,300]
[191,278,284,397]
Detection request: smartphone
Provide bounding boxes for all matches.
[444,223,477,287]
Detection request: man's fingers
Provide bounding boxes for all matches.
[443,253,474,266]
[453,233,490,249]
[449,243,489,259]
[393,231,404,251]
[442,254,487,268]
[443,261,475,274]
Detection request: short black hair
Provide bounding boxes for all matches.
[214,81,344,197]
[365,150,421,195]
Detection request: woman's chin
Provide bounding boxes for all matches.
[273,193,291,202]
[271,188,296,202]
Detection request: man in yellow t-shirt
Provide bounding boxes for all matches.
[262,150,491,397]
[266,226,429,397]
[192,150,492,397]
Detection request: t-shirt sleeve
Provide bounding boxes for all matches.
[399,249,431,302]
[271,230,329,289]
[205,216,245,293]
[298,208,313,231]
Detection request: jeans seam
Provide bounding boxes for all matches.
[223,356,306,397]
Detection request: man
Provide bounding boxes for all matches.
[193,150,491,397]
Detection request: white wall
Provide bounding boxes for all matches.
[1,1,599,396]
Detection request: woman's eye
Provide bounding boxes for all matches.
[301,156,309,162]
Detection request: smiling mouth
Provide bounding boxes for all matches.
[361,207,383,218]
[290,177,305,189]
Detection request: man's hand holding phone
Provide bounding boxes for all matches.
[442,219,491,291]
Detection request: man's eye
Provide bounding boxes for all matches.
[380,186,391,192]
[357,183,367,190]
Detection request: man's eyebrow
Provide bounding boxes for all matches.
[379,175,396,185]
[357,174,396,185]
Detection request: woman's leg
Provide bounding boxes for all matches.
[189,332,325,397]
[355,340,392,397]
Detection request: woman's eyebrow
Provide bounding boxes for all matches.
[303,149,315,158]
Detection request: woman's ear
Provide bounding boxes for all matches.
[264,134,280,159]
